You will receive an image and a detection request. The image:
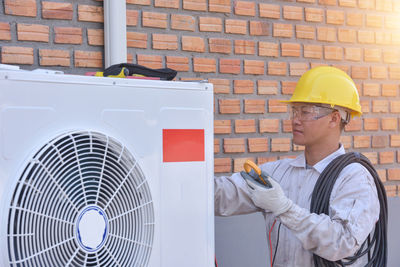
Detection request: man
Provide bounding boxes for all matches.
[214,66,380,266]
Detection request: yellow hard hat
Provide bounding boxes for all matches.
[282,66,362,118]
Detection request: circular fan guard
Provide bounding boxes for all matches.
[7,131,154,266]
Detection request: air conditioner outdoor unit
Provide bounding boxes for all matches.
[0,67,214,267]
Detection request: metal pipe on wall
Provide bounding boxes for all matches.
[104,0,127,68]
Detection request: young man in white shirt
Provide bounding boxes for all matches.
[215,66,381,266]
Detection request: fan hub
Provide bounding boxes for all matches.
[75,206,109,252]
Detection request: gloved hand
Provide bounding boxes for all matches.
[245,174,293,216]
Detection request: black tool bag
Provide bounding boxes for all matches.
[103,63,177,80]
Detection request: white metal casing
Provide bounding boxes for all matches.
[0,69,214,267]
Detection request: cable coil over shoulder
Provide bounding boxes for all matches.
[310,152,388,267]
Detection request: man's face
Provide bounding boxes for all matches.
[290,103,336,146]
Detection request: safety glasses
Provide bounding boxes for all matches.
[289,104,336,121]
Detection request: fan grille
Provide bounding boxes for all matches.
[7,131,154,266]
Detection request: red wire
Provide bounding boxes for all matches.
[268,219,277,267]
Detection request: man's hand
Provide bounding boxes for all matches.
[245,175,293,216]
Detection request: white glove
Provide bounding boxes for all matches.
[246,176,293,216]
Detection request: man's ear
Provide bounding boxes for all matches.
[329,111,341,128]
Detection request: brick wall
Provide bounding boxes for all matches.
[1,0,399,196]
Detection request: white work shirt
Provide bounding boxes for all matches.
[215,145,380,267]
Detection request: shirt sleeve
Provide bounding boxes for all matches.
[277,163,380,261]
[214,172,261,216]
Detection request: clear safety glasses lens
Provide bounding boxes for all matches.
[289,105,335,121]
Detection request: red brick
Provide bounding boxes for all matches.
[17,24,49,42]
[234,80,254,94]
[382,84,398,97]
[214,158,231,173]
[282,81,296,95]
[338,29,356,43]
[351,66,369,79]
[366,14,382,28]
[305,8,323,22]
[385,185,397,196]
[376,0,393,11]
[273,23,293,38]
[224,138,245,153]
[271,138,291,152]
[166,56,189,72]
[171,14,195,31]
[244,60,264,75]
[381,117,398,131]
[87,29,104,46]
[259,3,280,19]
[54,27,82,44]
[268,61,287,76]
[126,10,138,26]
[219,99,240,114]
[372,135,388,148]
[209,79,230,94]
[372,100,389,113]
[268,99,287,113]
[391,101,400,113]
[339,0,356,7]
[234,40,255,55]
[290,62,308,76]
[1,46,34,65]
[371,66,387,79]
[209,38,231,54]
[363,83,380,96]
[347,13,363,26]
[317,27,336,42]
[364,117,379,131]
[183,0,206,11]
[142,12,167,29]
[74,50,102,68]
[259,42,279,57]
[244,99,265,114]
[127,31,147,48]
[282,119,292,133]
[234,157,256,173]
[319,0,336,5]
[376,32,391,45]
[296,25,315,40]
[127,0,150,5]
[298,0,315,2]
[235,119,256,133]
[0,23,11,41]
[214,120,232,134]
[39,49,69,67]
[344,47,361,61]
[324,46,343,60]
[326,10,344,25]
[155,0,179,8]
[258,157,278,165]
[193,57,216,73]
[383,50,399,64]
[281,43,301,57]
[283,5,302,20]
[360,100,370,113]
[344,119,362,131]
[42,2,72,20]
[250,21,269,36]
[5,0,36,17]
[234,1,255,16]
[137,54,163,69]
[363,152,378,164]
[358,30,375,44]
[78,5,103,22]
[358,0,374,9]
[389,66,400,80]
[304,44,323,59]
[385,16,400,30]
[248,138,268,152]
[354,135,370,148]
[199,17,222,32]
[340,135,352,149]
[214,138,220,154]
[209,0,231,13]
[225,19,247,35]
[257,80,278,95]
[260,119,279,133]
[220,59,241,74]
[182,36,204,52]
[364,48,381,62]
[391,135,400,147]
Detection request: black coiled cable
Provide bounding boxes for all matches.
[310,152,388,267]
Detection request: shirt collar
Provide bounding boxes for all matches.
[290,144,346,174]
